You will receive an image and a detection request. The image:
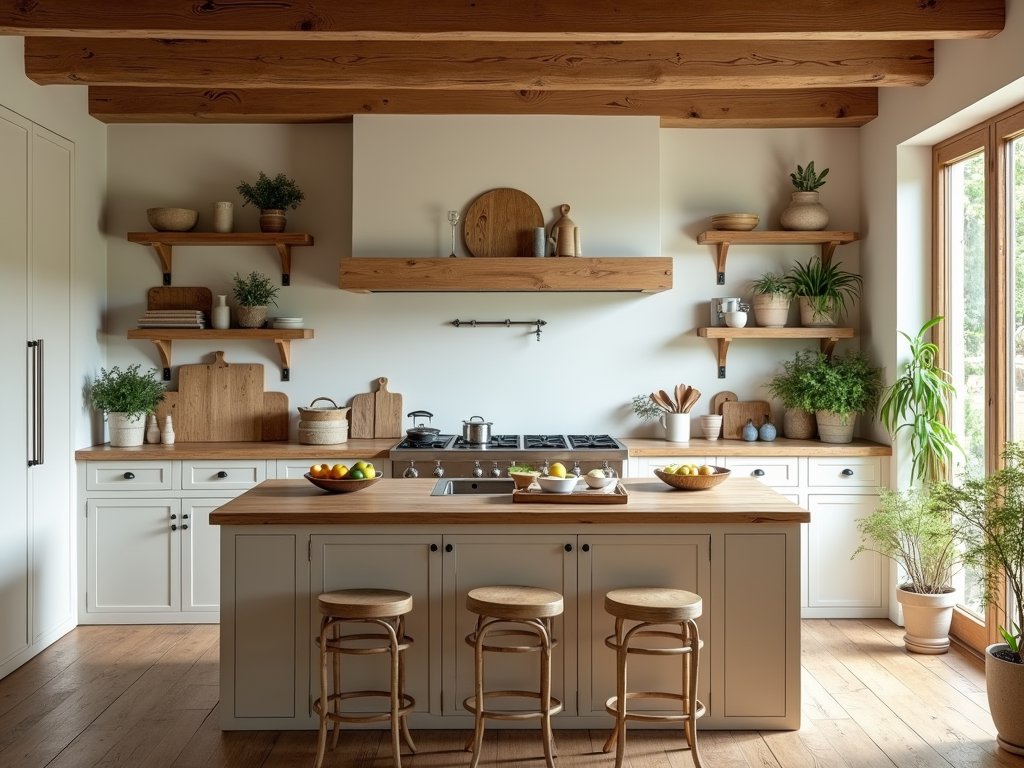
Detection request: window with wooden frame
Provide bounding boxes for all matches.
[933,102,1024,655]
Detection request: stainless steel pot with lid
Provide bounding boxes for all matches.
[406,410,441,441]
[462,415,492,444]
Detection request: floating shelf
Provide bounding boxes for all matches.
[127,232,314,286]
[695,230,859,284]
[339,257,673,293]
[127,328,314,381]
[696,326,855,378]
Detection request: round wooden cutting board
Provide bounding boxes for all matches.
[463,188,544,257]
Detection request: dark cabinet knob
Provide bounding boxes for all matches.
[753,469,765,477]
[842,468,854,476]
[171,524,177,531]
[582,544,591,552]
[217,471,228,478]
[123,472,135,480]
[564,543,573,552]
[182,524,189,530]
[182,514,189,520]
[430,544,438,552]
[170,514,176,520]
[445,543,453,553]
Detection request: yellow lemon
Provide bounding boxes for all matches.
[363,465,376,479]
[330,464,349,480]
[549,462,567,479]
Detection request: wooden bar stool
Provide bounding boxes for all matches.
[602,587,705,768]
[463,585,564,768]
[313,588,417,768]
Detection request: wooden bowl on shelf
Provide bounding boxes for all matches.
[303,472,381,494]
[654,467,731,490]
[709,213,759,231]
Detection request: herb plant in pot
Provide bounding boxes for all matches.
[232,270,280,329]
[780,160,829,231]
[750,271,792,328]
[90,364,165,447]
[764,348,818,439]
[787,256,861,327]
[236,171,305,233]
[933,444,1024,754]
[800,349,883,443]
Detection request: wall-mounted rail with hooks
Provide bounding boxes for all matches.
[451,319,547,341]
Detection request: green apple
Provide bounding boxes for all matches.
[587,468,607,478]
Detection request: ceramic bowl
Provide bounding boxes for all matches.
[536,475,580,493]
[304,472,381,494]
[584,473,617,489]
[653,467,731,491]
[146,207,199,232]
[724,311,747,328]
[709,213,759,231]
[509,471,541,490]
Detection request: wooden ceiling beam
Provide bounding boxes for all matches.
[26,38,933,90]
[87,86,878,128]
[0,0,1003,41]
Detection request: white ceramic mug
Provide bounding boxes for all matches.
[725,310,747,328]
[700,414,723,441]
[660,412,690,443]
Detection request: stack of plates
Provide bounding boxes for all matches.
[709,213,760,231]
[272,317,304,329]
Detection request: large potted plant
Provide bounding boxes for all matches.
[232,270,280,329]
[800,349,883,443]
[236,171,305,233]
[749,271,792,328]
[933,444,1024,754]
[90,364,165,447]
[764,348,818,439]
[787,256,862,327]
[780,160,829,231]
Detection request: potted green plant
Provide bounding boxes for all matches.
[236,171,305,233]
[749,271,792,328]
[764,348,818,439]
[232,270,280,328]
[799,349,883,443]
[90,364,165,447]
[780,160,829,231]
[933,443,1024,752]
[787,256,862,327]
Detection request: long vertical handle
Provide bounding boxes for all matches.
[27,340,43,467]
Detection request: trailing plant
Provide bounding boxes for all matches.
[631,394,669,422]
[787,256,862,323]
[764,348,818,412]
[90,364,165,421]
[790,160,829,192]
[507,464,536,474]
[800,349,883,422]
[750,271,791,297]
[879,316,963,486]
[232,271,280,307]
[236,172,305,211]
[932,442,1024,663]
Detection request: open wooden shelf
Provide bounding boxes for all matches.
[696,326,855,378]
[339,257,673,293]
[127,232,314,286]
[695,230,859,284]
[127,328,313,381]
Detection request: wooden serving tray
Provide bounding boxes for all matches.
[513,482,628,504]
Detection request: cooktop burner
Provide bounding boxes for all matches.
[568,434,621,449]
[523,435,569,450]
[453,435,520,449]
[394,435,456,449]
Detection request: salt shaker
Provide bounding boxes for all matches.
[145,414,161,444]
[162,414,176,445]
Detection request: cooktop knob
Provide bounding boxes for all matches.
[472,461,484,478]
[402,461,419,479]
[433,460,445,478]
[490,461,502,478]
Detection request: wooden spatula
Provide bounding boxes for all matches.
[650,391,675,413]
[659,389,678,412]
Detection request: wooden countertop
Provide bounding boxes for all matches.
[621,436,891,457]
[74,439,396,461]
[209,477,810,526]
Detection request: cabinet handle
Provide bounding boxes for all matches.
[123,472,135,480]
[217,471,228,478]
[842,468,854,476]
[445,543,453,553]
[582,543,591,552]
[753,469,765,477]
[430,544,438,552]
[564,543,573,552]
[171,524,177,531]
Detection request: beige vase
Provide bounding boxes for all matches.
[780,190,829,231]
[897,586,956,654]
[783,408,817,439]
[236,305,268,328]
[259,208,287,233]
[815,410,855,443]
[752,293,791,328]
[799,296,837,327]
[107,412,145,447]
[986,643,1024,754]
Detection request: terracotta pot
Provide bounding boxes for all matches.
[236,305,268,328]
[896,585,956,654]
[780,190,828,231]
[107,412,145,447]
[798,296,837,327]
[815,410,855,443]
[752,293,791,328]
[986,643,1024,755]
[783,408,816,439]
[259,208,287,233]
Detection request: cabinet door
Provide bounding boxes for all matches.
[807,494,884,614]
[441,534,577,717]
[577,534,710,718]
[311,534,442,715]
[181,499,222,612]
[86,499,181,613]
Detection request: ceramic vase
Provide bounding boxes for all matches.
[752,293,791,328]
[212,202,234,233]
[236,305,268,328]
[780,191,829,231]
[145,414,161,444]
[108,412,145,447]
[259,208,287,233]
[162,414,175,445]
[986,643,1024,754]
[897,586,956,654]
[212,294,230,329]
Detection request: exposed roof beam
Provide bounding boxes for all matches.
[88,86,877,128]
[0,0,1004,41]
[26,38,933,90]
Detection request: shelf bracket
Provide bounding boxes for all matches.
[148,338,173,380]
[274,338,292,381]
[152,243,173,286]
[275,243,292,286]
[715,242,729,285]
[715,337,732,379]
[821,336,840,358]
[821,241,841,266]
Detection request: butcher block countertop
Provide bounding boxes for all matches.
[621,436,891,457]
[74,438,396,461]
[209,476,810,526]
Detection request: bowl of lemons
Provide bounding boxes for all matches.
[304,461,381,493]
[537,474,580,493]
[654,464,730,490]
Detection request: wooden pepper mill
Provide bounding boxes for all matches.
[551,204,580,257]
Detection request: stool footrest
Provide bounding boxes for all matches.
[604,632,698,656]
[316,632,414,655]
[314,691,416,725]
[605,692,706,723]
[464,690,563,721]
[466,628,558,654]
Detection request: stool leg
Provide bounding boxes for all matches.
[381,618,403,768]
[601,617,627,768]
[538,618,556,768]
[313,616,332,768]
[397,616,417,754]
[330,621,342,750]
[468,616,488,768]
[685,619,703,768]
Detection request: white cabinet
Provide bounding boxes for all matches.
[276,458,392,479]
[628,455,714,477]
[807,493,882,611]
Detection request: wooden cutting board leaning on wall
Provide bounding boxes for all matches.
[349,377,403,439]
[176,351,264,441]
[721,400,772,440]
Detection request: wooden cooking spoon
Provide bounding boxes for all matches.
[659,389,678,412]
[675,383,686,413]
[650,391,675,413]
[681,388,702,413]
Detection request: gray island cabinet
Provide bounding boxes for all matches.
[210,476,809,731]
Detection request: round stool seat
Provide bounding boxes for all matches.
[604,587,701,623]
[467,586,564,620]
[318,588,413,619]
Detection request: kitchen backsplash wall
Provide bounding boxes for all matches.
[105,119,860,440]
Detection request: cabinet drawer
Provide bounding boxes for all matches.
[722,456,798,487]
[181,460,266,491]
[86,461,173,492]
[276,459,391,479]
[807,457,882,487]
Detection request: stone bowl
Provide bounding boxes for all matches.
[147,207,199,232]
[653,467,731,490]
[303,472,381,494]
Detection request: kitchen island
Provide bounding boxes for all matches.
[210,476,808,732]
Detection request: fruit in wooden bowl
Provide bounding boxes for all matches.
[304,472,382,494]
[654,466,731,490]
[536,475,580,493]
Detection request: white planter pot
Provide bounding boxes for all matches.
[986,643,1024,754]
[752,293,791,328]
[896,586,956,654]
[107,412,146,447]
[798,296,837,327]
[815,410,856,443]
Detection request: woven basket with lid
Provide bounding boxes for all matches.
[297,397,350,422]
